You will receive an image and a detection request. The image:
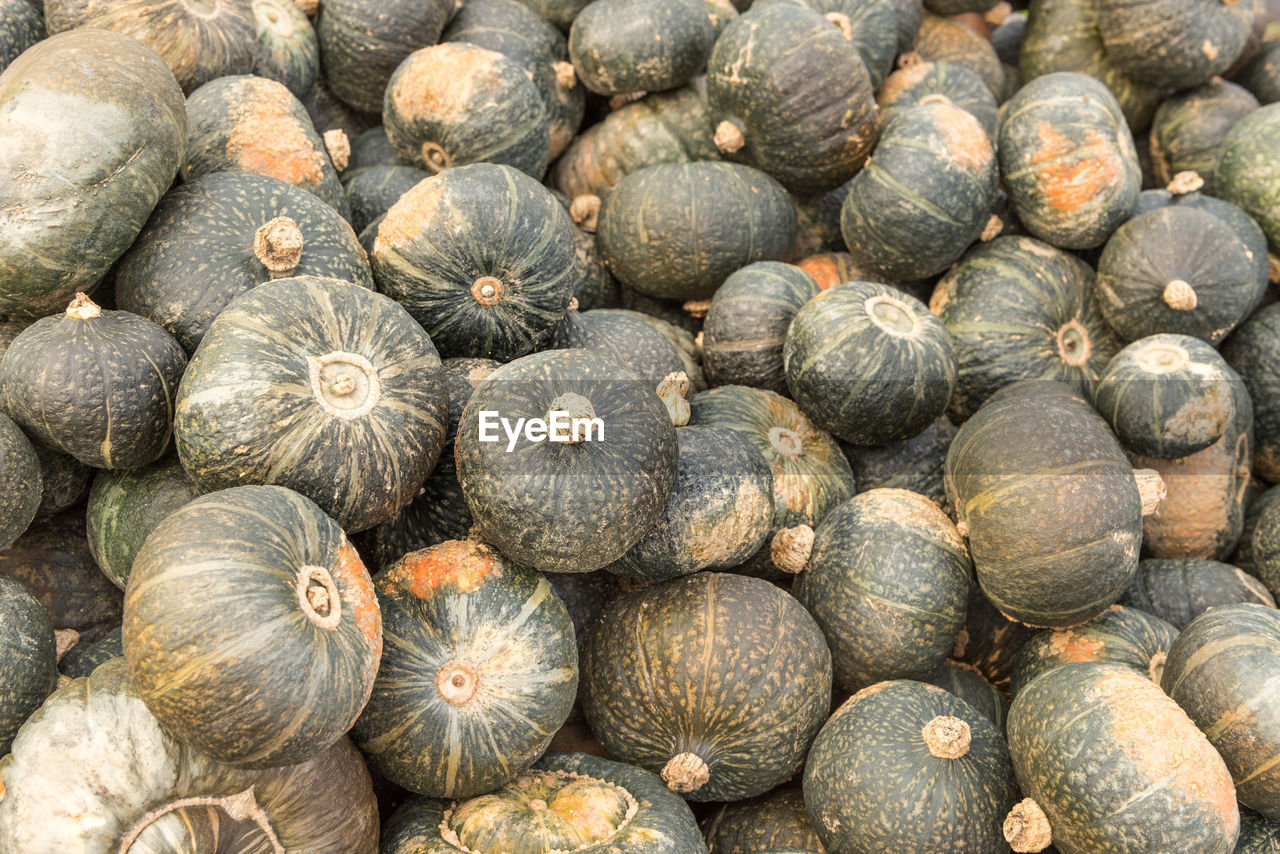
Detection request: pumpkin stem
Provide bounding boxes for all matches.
[546,392,598,444]
[919,93,954,107]
[1162,280,1197,311]
[297,565,342,630]
[566,297,580,312]
[682,299,712,319]
[1134,468,1167,517]
[1166,171,1204,195]
[421,141,455,173]
[54,628,79,663]
[1004,798,1052,853]
[661,752,710,793]
[323,128,351,172]
[768,426,803,458]
[865,294,923,339]
[1055,319,1092,367]
[471,276,506,306]
[436,660,481,706]
[553,60,577,90]
[714,119,746,154]
[771,525,815,574]
[897,51,923,68]
[65,293,101,320]
[658,371,691,426]
[922,715,971,758]
[309,351,381,419]
[117,787,284,854]
[1148,651,1167,684]
[980,213,1003,242]
[570,194,601,232]
[824,11,853,39]
[254,216,304,276]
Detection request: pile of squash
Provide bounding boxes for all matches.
[1,0,1280,851]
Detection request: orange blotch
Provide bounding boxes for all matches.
[1030,124,1122,214]
[931,102,992,175]
[551,780,627,839]
[1044,630,1105,662]
[382,540,499,601]
[331,541,382,653]
[390,43,508,121]
[226,80,326,190]
[796,256,844,290]
[372,177,445,256]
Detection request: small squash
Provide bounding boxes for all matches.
[912,13,1005,98]
[568,0,715,97]
[251,0,319,97]
[701,788,824,854]
[0,412,40,552]
[1120,557,1276,629]
[552,307,690,388]
[1095,0,1256,91]
[1224,303,1280,482]
[0,576,56,755]
[1149,80,1259,193]
[31,446,90,519]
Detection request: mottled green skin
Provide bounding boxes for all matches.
[31,445,89,518]
[1237,39,1280,105]
[758,0,897,88]
[945,381,1144,628]
[841,414,956,506]
[1133,190,1270,297]
[1224,304,1280,483]
[456,349,677,573]
[316,0,458,114]
[0,658,379,853]
[785,282,957,446]
[372,163,576,361]
[1096,0,1254,91]
[794,489,972,692]
[1121,558,1275,629]
[0,30,186,317]
[598,162,798,301]
[582,573,831,801]
[702,262,820,395]
[1096,208,1262,345]
[1008,662,1239,853]
[0,302,187,469]
[706,3,877,195]
[123,485,382,770]
[951,585,1037,693]
[353,543,577,798]
[914,14,1005,99]
[116,171,374,353]
[349,126,399,171]
[570,223,622,311]
[890,0,922,53]
[0,576,54,755]
[621,310,705,390]
[0,411,38,551]
[86,456,200,590]
[876,60,999,140]
[552,308,686,390]
[344,164,430,233]
[58,625,121,679]
[569,0,714,97]
[804,680,1018,853]
[998,72,1141,250]
[0,0,42,73]
[924,661,1006,730]
[175,276,448,533]
[252,0,319,98]
[701,788,823,854]
[1162,604,1280,818]
[183,74,350,218]
[1237,485,1280,574]
[1240,809,1280,852]
[1217,104,1280,254]
[1149,80,1257,193]
[380,753,707,854]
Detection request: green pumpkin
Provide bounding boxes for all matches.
[701,788,824,854]
[0,30,186,317]
[343,163,430,234]
[758,0,898,89]
[0,658,379,853]
[1235,36,1280,105]
[876,59,999,140]
[582,572,832,801]
[251,0,319,97]
[889,0,922,53]
[912,13,1005,98]
[31,445,90,519]
[0,0,42,74]
[1224,303,1280,483]
[804,680,1019,853]
[0,411,40,552]
[841,415,956,506]
[1237,484,1280,574]
[552,307,690,388]
[123,485,382,770]
[1150,81,1258,193]
[0,576,56,755]
[1216,103,1280,255]
[1121,557,1275,628]
[58,626,123,680]
[568,0,714,97]
[1095,0,1255,91]
[924,660,1007,730]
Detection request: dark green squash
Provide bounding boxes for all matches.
[1235,35,1280,105]
[581,572,832,801]
[951,585,1038,693]
[912,13,1005,98]
[116,170,374,353]
[792,188,852,259]
[924,660,1007,730]
[876,59,999,140]
[552,307,689,388]
[1240,809,1280,852]
[1162,603,1280,819]
[804,680,1019,854]
[1005,662,1238,854]
[58,625,122,679]
[0,576,56,755]
[0,411,40,551]
[174,275,448,533]
[0,0,42,74]
[301,73,380,142]
[342,163,430,234]
[380,752,707,854]
[348,125,398,171]
[0,294,187,469]
[784,282,957,446]
[1095,0,1255,91]
[1224,303,1280,482]
[607,309,706,390]
[30,446,88,519]
[1237,483,1280,574]
[841,414,956,506]
[251,0,318,97]
[788,488,972,692]
[569,220,623,311]
[1120,557,1275,628]
[0,30,187,318]
[1216,103,1280,255]
[945,380,1145,628]
[705,2,878,195]
[1253,487,1280,596]
[1149,81,1258,193]
[0,658,379,853]
[351,541,577,798]
[123,485,383,770]
[701,788,824,854]
[568,0,714,97]
[889,0,922,53]
[758,0,898,89]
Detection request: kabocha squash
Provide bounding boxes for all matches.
[839,100,997,280]
[890,0,922,53]
[1162,603,1280,819]
[876,59,999,140]
[371,164,576,361]
[841,414,956,506]
[0,658,379,853]
[569,223,623,311]
[1224,303,1280,482]
[0,30,186,317]
[1238,485,1280,575]
[1254,489,1280,596]
[0,294,187,469]
[380,752,707,854]
[1005,662,1239,854]
[349,125,398,170]
[759,0,899,89]
[116,171,373,353]
[945,381,1145,628]
[302,74,379,142]
[997,72,1141,250]
[1094,0,1255,91]
[1150,81,1258,193]
[788,488,972,692]
[581,572,832,801]
[251,0,318,97]
[455,349,678,573]
[0,0,42,74]
[182,74,350,217]
[701,788,824,854]
[804,680,1019,854]
[1121,557,1275,628]
[0,411,39,552]
[351,541,577,798]
[31,445,90,518]
[174,276,448,533]
[912,13,1005,98]
[59,625,122,679]
[925,660,1007,729]
[784,282,957,446]
[705,2,878,195]
[1217,103,1280,254]
[0,576,56,755]
[568,0,714,97]
[383,43,549,179]
[343,164,430,234]
[552,307,689,388]
[1237,36,1280,105]
[123,485,382,769]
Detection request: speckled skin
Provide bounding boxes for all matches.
[552,308,687,389]
[0,576,55,755]
[380,752,707,854]
[1239,809,1280,852]
[914,14,1005,99]
[1237,485,1280,574]
[1219,104,1280,254]
[174,277,448,533]
[1149,80,1258,192]
[1096,0,1254,91]
[581,572,832,801]
[570,223,623,311]
[0,412,38,551]
[569,0,713,97]
[343,164,429,233]
[951,585,1037,692]
[58,625,122,679]
[251,0,319,97]
[877,60,998,139]
[701,788,824,854]
[924,660,1006,730]
[116,171,373,353]
[0,0,42,73]
[1008,662,1239,853]
[31,445,88,518]
[1224,304,1280,483]
[760,0,896,87]
[804,680,1018,853]
[1120,558,1274,629]
[0,659,379,853]
[842,415,956,506]
[1162,604,1280,819]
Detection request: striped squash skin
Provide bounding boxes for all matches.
[1149,80,1258,192]
[1120,558,1275,629]
[251,0,319,97]
[174,276,448,534]
[1224,303,1280,483]
[0,411,39,552]
[701,788,824,854]
[1162,603,1280,819]
[1095,0,1254,91]
[0,0,42,74]
[351,541,577,798]
[1213,104,1280,254]
[0,576,55,756]
[757,0,898,88]
[123,485,382,770]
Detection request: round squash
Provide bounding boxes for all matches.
[1236,36,1280,105]
[1252,488,1280,596]
[1095,0,1255,91]
[889,0,922,53]
[1216,103,1280,255]
[1150,81,1258,193]
[1224,303,1280,482]
[1237,484,1280,575]
[0,576,56,755]
[0,0,42,74]
[568,0,714,97]
[0,411,40,552]
[251,0,319,97]
[924,660,1007,730]
[1120,557,1276,629]
[841,414,956,506]
[123,485,382,770]
[759,0,898,89]
[876,59,999,140]
[701,788,823,854]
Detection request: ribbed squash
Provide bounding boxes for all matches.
[925,660,1007,729]
[552,308,689,388]
[0,0,42,74]
[912,13,1005,98]
[1121,557,1276,628]
[876,59,999,140]
[31,445,90,519]
[1217,103,1280,254]
[251,0,319,97]
[568,0,714,97]
[804,680,1019,853]
[0,411,40,552]
[1224,303,1280,482]
[1150,81,1258,192]
[759,0,898,88]
[581,572,832,801]
[0,30,186,317]
[841,415,955,506]
[343,163,430,234]
[701,788,824,854]
[0,576,56,755]
[1095,0,1256,91]
[351,541,577,798]
[123,485,382,770]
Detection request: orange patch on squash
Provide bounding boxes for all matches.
[1030,124,1121,214]
[330,541,382,653]
[382,540,498,601]
[1044,630,1104,662]
[372,177,445,256]
[390,43,508,121]
[932,103,992,175]
[796,256,844,290]
[226,80,326,190]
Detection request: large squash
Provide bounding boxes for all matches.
[568,0,714,97]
